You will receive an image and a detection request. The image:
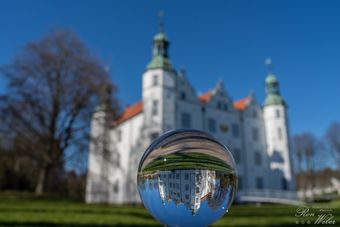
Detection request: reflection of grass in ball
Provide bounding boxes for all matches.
[140,152,236,175]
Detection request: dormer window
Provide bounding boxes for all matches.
[217,102,222,110]
[253,110,257,118]
[223,103,228,111]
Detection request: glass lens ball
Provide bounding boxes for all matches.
[137,129,237,227]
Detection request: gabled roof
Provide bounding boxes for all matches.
[116,101,143,124]
[198,91,213,103]
[233,96,252,110]
[115,94,252,126]
[199,90,252,111]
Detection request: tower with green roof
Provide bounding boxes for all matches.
[264,69,285,107]
[146,31,173,71]
[142,15,176,139]
[263,58,295,191]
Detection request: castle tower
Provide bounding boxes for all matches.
[142,20,176,136]
[263,59,295,190]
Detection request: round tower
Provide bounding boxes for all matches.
[263,59,295,190]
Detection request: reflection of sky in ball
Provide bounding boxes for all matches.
[139,178,232,227]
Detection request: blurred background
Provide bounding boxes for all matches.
[0,0,339,226]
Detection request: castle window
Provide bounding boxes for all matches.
[166,90,172,99]
[238,176,242,190]
[117,130,122,142]
[152,74,158,86]
[278,127,283,140]
[232,123,239,138]
[233,148,241,164]
[114,152,120,168]
[276,109,280,118]
[180,91,186,100]
[224,103,228,111]
[252,127,259,141]
[196,175,200,181]
[185,194,189,200]
[253,110,257,118]
[113,180,119,193]
[217,101,222,110]
[181,112,191,128]
[208,118,216,133]
[185,173,189,180]
[152,100,158,115]
[256,177,263,189]
[255,151,262,166]
[185,184,189,190]
[150,132,159,140]
[282,177,288,190]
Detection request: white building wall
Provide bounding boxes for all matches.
[86,63,294,204]
[264,104,294,190]
[113,113,144,203]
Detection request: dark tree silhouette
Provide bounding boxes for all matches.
[325,122,340,168]
[0,29,119,195]
[293,133,319,193]
[293,133,318,173]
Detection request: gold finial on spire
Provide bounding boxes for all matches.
[265,58,272,74]
[158,11,164,32]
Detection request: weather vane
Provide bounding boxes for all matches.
[265,58,272,74]
[158,10,164,32]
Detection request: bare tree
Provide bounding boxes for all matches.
[0,29,119,195]
[293,133,317,172]
[325,122,340,169]
[293,133,318,191]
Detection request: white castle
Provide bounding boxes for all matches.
[157,170,218,214]
[86,27,295,204]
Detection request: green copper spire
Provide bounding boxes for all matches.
[146,12,173,70]
[264,58,285,106]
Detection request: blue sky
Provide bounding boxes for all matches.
[0,0,339,137]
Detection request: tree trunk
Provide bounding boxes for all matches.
[35,166,47,195]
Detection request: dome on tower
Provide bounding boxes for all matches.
[153,32,168,42]
[265,74,278,84]
[263,60,285,106]
[146,29,173,71]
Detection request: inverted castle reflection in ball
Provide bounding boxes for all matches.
[137,130,237,227]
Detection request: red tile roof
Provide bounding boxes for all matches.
[233,96,251,110]
[201,193,210,202]
[115,94,251,125]
[116,101,143,124]
[198,91,213,103]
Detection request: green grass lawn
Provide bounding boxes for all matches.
[0,192,339,226]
